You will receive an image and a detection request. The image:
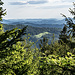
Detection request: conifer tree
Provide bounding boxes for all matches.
[0,0,42,74]
[59,2,75,47]
[0,0,33,74]
[0,0,27,58]
[0,0,6,34]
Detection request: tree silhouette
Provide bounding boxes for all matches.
[59,2,75,45]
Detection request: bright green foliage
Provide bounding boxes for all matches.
[46,52,75,75]
[39,37,71,57]
[36,51,75,75]
[0,31,41,75]
[0,38,35,74]
[1,0,75,75]
[0,0,31,74]
[0,0,41,74]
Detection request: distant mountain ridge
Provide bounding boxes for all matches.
[2,19,65,25]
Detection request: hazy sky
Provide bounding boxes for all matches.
[2,0,74,19]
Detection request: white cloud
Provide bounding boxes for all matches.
[2,0,74,19]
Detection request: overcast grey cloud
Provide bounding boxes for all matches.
[9,0,48,5]
[28,0,48,4]
[10,2,27,5]
[2,0,75,19]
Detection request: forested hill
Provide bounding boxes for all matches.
[3,24,61,37]
[3,24,62,47]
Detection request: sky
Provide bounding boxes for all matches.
[2,0,74,19]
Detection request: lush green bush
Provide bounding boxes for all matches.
[0,0,75,75]
[33,51,75,75]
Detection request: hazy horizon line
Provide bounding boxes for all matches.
[3,18,64,20]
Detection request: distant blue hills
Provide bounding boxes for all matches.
[2,19,66,28]
[2,19,64,47]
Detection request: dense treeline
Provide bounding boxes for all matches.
[3,24,61,47]
[0,0,75,75]
[3,24,61,35]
